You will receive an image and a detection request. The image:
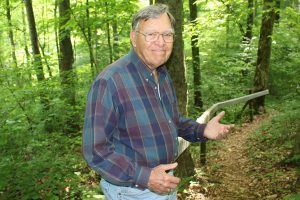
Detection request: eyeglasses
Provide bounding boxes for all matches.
[136,31,175,43]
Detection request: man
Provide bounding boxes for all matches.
[83,4,233,200]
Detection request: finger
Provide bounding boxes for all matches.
[168,181,180,189]
[225,124,235,131]
[166,188,172,194]
[159,162,178,172]
[166,175,180,184]
[215,111,225,121]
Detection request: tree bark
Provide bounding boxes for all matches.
[22,6,31,81]
[156,0,195,178]
[189,0,203,113]
[58,0,79,134]
[252,0,276,113]
[156,0,187,114]
[275,0,281,24]
[105,2,113,63]
[24,0,52,132]
[85,0,97,77]
[6,0,18,69]
[243,0,254,43]
[93,0,100,72]
[112,19,119,61]
[24,0,45,82]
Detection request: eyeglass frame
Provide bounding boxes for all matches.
[135,31,175,43]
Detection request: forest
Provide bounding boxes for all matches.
[0,0,299,199]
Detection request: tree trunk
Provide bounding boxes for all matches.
[40,2,52,77]
[189,0,203,114]
[6,0,18,69]
[24,0,52,132]
[22,6,31,81]
[54,0,60,64]
[86,0,97,77]
[24,0,45,82]
[275,0,281,24]
[225,4,230,49]
[105,2,113,63]
[93,0,100,72]
[243,0,254,43]
[58,0,79,134]
[156,0,187,114]
[252,0,276,113]
[156,0,195,178]
[112,20,119,61]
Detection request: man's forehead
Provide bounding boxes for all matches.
[138,15,173,31]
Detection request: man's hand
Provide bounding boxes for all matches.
[203,111,234,140]
[147,163,180,194]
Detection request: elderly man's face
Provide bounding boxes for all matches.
[130,13,174,70]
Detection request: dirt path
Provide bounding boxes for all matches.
[205,114,272,200]
[180,113,297,200]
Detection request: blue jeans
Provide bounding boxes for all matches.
[100,179,177,200]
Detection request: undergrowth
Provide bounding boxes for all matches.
[247,97,300,199]
[0,132,103,200]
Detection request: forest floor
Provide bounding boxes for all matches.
[178,113,298,200]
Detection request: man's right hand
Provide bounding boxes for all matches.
[147,163,181,194]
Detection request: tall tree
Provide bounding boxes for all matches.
[189,0,203,113]
[105,2,113,63]
[24,0,53,132]
[156,0,195,178]
[24,0,45,83]
[39,1,52,77]
[22,6,31,81]
[85,0,97,76]
[252,0,276,113]
[156,0,187,113]
[71,0,97,77]
[243,0,254,43]
[6,0,18,69]
[58,0,79,134]
[274,0,281,24]
[112,19,119,61]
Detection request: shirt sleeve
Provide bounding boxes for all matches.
[177,114,208,142]
[82,78,151,189]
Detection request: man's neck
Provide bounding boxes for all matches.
[152,69,159,85]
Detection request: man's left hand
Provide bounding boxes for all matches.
[203,111,234,140]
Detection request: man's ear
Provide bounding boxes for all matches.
[130,31,136,47]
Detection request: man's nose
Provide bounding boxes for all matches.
[155,34,165,45]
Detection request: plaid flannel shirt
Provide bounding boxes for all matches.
[82,49,207,189]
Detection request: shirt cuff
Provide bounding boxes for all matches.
[195,123,208,142]
[132,165,151,189]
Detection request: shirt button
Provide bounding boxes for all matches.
[154,86,157,90]
[145,78,149,82]
[168,120,172,124]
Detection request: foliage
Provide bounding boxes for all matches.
[269,7,300,98]
[0,0,299,198]
[247,96,300,197]
[0,131,104,199]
